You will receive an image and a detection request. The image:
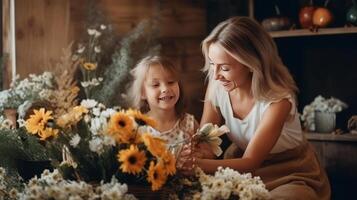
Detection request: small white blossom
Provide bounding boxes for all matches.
[89,137,104,154]
[94,46,101,53]
[81,99,98,109]
[100,24,107,30]
[70,134,81,148]
[87,29,96,35]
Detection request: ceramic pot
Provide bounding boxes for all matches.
[315,111,336,133]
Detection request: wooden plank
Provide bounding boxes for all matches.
[99,0,206,37]
[15,0,72,77]
[270,27,357,38]
[2,0,12,88]
[305,132,357,142]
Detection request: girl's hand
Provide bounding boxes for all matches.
[179,155,197,176]
[196,142,216,159]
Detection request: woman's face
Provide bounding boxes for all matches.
[208,43,252,92]
[142,64,180,111]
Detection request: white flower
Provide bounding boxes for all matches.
[17,118,26,127]
[81,81,90,88]
[87,29,96,35]
[77,45,86,53]
[0,167,5,177]
[100,24,107,30]
[70,134,81,148]
[103,136,116,146]
[81,99,98,109]
[94,30,101,38]
[89,137,104,154]
[100,108,116,118]
[195,123,229,156]
[92,107,101,116]
[1,119,14,129]
[94,46,101,53]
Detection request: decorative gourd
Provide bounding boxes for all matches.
[312,0,333,28]
[262,4,291,31]
[347,0,357,26]
[299,0,316,29]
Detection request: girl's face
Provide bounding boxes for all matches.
[142,64,180,112]
[208,43,252,92]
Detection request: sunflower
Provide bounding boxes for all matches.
[147,161,167,191]
[159,151,176,176]
[142,133,166,157]
[118,145,146,175]
[126,109,156,128]
[82,62,97,71]
[25,108,53,135]
[38,127,59,140]
[108,112,135,143]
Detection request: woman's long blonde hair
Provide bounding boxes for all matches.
[202,16,298,103]
[127,55,185,116]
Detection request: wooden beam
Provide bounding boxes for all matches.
[2,0,15,89]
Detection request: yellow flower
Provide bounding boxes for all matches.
[82,62,97,71]
[118,145,146,175]
[108,112,136,143]
[159,151,176,176]
[126,109,156,128]
[25,108,53,135]
[38,127,59,140]
[147,161,167,191]
[142,133,166,157]
[56,106,88,128]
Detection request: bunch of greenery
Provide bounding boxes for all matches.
[0,128,50,188]
[78,0,161,107]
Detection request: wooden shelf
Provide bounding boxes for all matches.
[269,27,357,38]
[305,132,357,142]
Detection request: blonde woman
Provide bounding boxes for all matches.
[181,17,330,199]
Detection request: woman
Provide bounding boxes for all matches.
[181,16,330,200]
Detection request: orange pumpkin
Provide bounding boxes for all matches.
[312,7,333,27]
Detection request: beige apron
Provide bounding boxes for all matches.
[224,140,331,200]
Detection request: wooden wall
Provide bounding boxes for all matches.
[2,0,207,119]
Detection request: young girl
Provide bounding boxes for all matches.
[180,17,331,199]
[127,55,200,156]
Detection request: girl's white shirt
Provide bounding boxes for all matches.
[212,85,303,153]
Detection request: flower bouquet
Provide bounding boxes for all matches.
[0,167,136,200]
[0,72,54,111]
[170,167,271,200]
[24,99,176,191]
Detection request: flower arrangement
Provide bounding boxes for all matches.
[73,24,107,98]
[24,99,176,191]
[0,72,54,113]
[171,167,271,200]
[0,167,136,200]
[301,95,348,131]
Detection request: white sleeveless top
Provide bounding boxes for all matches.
[212,87,303,153]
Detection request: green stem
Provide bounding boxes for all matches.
[324,0,330,7]
[274,4,281,16]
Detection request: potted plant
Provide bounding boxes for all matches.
[301,95,348,133]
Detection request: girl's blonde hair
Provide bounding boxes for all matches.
[202,16,298,103]
[127,55,185,116]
